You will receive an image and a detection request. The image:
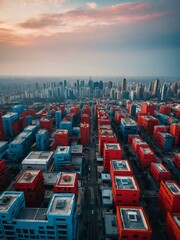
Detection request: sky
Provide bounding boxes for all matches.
[0,0,180,77]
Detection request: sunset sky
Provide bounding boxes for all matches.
[0,0,180,77]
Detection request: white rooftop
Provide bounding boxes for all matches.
[166,182,180,195]
[115,176,137,190]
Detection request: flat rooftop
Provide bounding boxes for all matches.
[166,182,180,195]
[102,189,113,206]
[115,176,137,190]
[105,143,120,150]
[0,193,20,212]
[0,141,8,147]
[120,208,148,230]
[43,172,58,186]
[144,115,157,120]
[112,160,130,171]
[121,118,137,126]
[153,163,167,172]
[140,147,152,154]
[2,112,17,119]
[55,146,70,154]
[71,145,83,154]
[24,125,37,131]
[159,132,174,138]
[25,151,54,160]
[15,208,47,221]
[55,129,68,135]
[56,173,76,187]
[37,129,48,134]
[11,131,32,144]
[48,195,74,216]
[173,216,180,228]
[104,213,118,236]
[17,170,40,184]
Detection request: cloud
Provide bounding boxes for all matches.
[20,0,65,5]
[18,1,167,32]
[87,2,97,9]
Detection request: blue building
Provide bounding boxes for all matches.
[59,121,73,136]
[120,118,137,142]
[54,146,71,171]
[0,191,77,240]
[158,132,174,151]
[25,116,33,126]
[55,111,62,127]
[11,105,24,116]
[156,113,169,124]
[129,104,136,117]
[2,112,19,137]
[0,141,8,158]
[7,131,34,162]
[36,129,50,151]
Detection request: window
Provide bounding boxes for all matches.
[133,234,138,238]
[122,236,128,239]
[23,229,28,234]
[142,237,147,240]
[39,231,45,234]
[30,230,34,234]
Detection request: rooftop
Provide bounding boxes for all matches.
[120,208,148,230]
[15,208,47,221]
[115,176,137,190]
[16,170,40,184]
[153,163,167,172]
[173,216,180,228]
[24,125,37,131]
[105,143,120,150]
[159,132,174,138]
[48,194,74,216]
[2,112,18,119]
[11,131,32,144]
[37,129,48,134]
[55,146,70,154]
[0,141,8,147]
[56,172,76,187]
[71,145,83,154]
[102,189,113,206]
[140,147,152,154]
[112,160,130,171]
[166,182,180,195]
[23,151,54,165]
[0,193,20,212]
[121,118,137,126]
[104,213,118,236]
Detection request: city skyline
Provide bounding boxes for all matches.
[0,0,180,77]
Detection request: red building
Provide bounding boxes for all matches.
[170,123,180,146]
[150,162,171,186]
[174,153,180,169]
[110,160,133,180]
[160,106,171,116]
[82,105,90,115]
[103,143,122,171]
[158,181,180,216]
[166,213,180,240]
[81,114,90,124]
[116,206,152,240]
[137,115,159,134]
[141,103,155,116]
[138,147,156,167]
[0,160,8,192]
[99,133,118,155]
[53,172,78,196]
[112,175,140,206]
[127,135,141,145]
[0,113,5,140]
[55,129,69,146]
[132,138,149,154]
[80,123,90,145]
[40,117,53,133]
[14,169,45,207]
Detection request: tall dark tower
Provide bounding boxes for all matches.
[122,78,127,91]
[153,79,159,97]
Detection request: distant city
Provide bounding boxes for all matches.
[0,77,179,105]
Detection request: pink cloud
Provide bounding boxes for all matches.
[17,1,167,31]
[87,2,98,9]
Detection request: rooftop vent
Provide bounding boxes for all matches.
[128,211,137,221]
[0,196,11,206]
[63,175,71,182]
[23,172,33,181]
[56,200,66,210]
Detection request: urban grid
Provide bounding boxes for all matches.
[0,77,179,240]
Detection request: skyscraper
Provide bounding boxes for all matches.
[153,79,159,97]
[121,78,127,91]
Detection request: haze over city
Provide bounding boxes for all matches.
[0,0,180,77]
